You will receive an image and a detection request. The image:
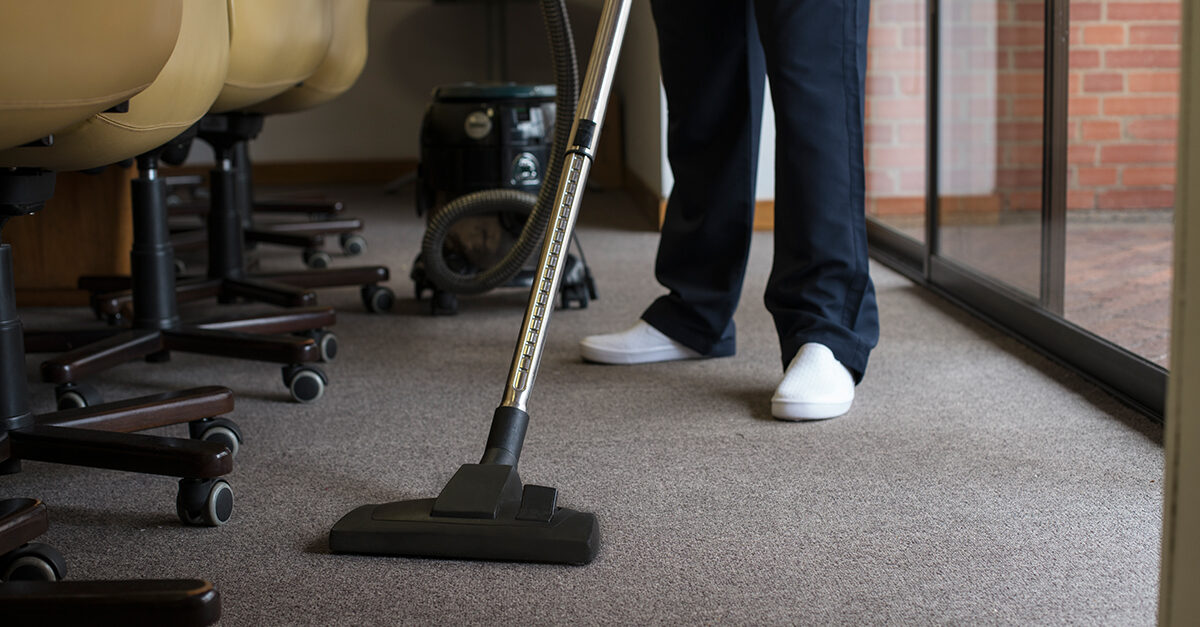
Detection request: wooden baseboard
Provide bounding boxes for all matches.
[162,159,418,187]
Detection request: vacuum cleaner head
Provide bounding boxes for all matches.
[329,463,599,565]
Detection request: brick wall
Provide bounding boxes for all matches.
[1069,0,1180,211]
[864,0,1181,222]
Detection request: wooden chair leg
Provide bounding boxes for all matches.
[0,579,221,627]
[163,327,319,364]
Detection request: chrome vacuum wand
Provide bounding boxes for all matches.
[329,0,631,565]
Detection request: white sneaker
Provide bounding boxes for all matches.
[771,343,855,421]
[580,321,703,365]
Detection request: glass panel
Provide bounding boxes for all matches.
[865,0,927,241]
[937,0,1045,297]
[1063,0,1180,368]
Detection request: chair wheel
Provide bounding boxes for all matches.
[176,478,234,527]
[303,248,332,269]
[361,285,395,313]
[317,330,338,362]
[55,383,102,410]
[282,364,327,403]
[0,543,66,582]
[340,233,367,256]
[189,417,243,458]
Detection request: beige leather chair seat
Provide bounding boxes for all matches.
[254,0,370,114]
[0,0,229,171]
[210,0,334,113]
[0,1,182,151]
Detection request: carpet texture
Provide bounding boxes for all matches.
[9,185,1163,625]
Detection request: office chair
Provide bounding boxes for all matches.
[201,0,374,270]
[0,4,229,622]
[9,0,335,405]
[84,0,393,324]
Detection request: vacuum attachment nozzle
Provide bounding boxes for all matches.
[329,462,599,565]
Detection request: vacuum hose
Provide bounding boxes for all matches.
[419,0,579,295]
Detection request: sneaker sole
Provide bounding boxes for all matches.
[579,343,701,365]
[771,398,852,421]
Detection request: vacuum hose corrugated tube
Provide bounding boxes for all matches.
[419,0,579,295]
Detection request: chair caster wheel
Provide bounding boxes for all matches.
[189,417,243,458]
[176,478,234,527]
[431,290,458,316]
[317,330,338,362]
[361,285,395,313]
[282,364,327,403]
[303,248,332,269]
[340,233,366,256]
[0,542,66,582]
[55,383,102,410]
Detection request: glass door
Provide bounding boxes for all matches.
[863,0,1177,419]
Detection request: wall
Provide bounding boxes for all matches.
[190,0,604,166]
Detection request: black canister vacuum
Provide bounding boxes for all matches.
[328,0,630,565]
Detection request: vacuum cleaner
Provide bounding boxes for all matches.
[329,0,630,565]
[409,0,598,316]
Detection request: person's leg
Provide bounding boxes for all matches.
[756,0,878,382]
[639,0,767,357]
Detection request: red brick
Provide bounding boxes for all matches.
[1103,95,1179,116]
[1013,51,1044,70]
[865,122,893,144]
[866,75,895,96]
[1076,166,1118,186]
[1106,49,1181,69]
[1070,25,1083,46]
[1096,189,1176,210]
[1069,96,1100,116]
[1070,72,1083,95]
[1007,144,1045,166]
[869,146,923,168]
[901,26,925,47]
[1013,97,1045,118]
[1128,71,1181,93]
[1082,73,1124,93]
[1107,3,1182,22]
[999,25,1045,47]
[866,171,896,194]
[1070,144,1098,164]
[876,2,923,22]
[898,123,926,144]
[868,26,901,49]
[1129,24,1181,45]
[1071,49,1101,69]
[872,98,925,120]
[871,49,924,71]
[1123,166,1177,186]
[998,121,1045,141]
[996,167,1043,188]
[1070,2,1103,22]
[1014,3,1045,23]
[898,170,927,194]
[998,72,1044,95]
[1007,191,1044,211]
[1101,143,1178,164]
[1068,190,1097,210]
[1127,118,1179,140]
[1080,120,1121,141]
[899,75,925,96]
[1083,25,1125,45]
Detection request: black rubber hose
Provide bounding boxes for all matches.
[420,0,578,295]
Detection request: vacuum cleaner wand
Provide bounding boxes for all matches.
[329,0,631,565]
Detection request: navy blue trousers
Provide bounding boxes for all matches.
[641,0,879,381]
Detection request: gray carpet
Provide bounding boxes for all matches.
[11,184,1163,625]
